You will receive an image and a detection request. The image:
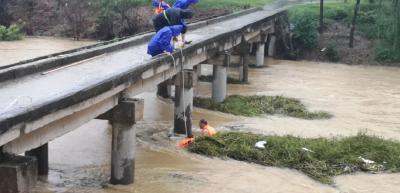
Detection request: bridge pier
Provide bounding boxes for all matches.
[157,79,172,99]
[212,53,230,103]
[0,154,37,193]
[238,40,250,83]
[239,53,249,83]
[268,35,277,57]
[196,64,202,78]
[25,143,48,176]
[174,70,194,136]
[256,42,265,67]
[100,98,143,185]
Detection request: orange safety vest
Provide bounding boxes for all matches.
[177,137,195,148]
[154,0,170,15]
[202,125,216,137]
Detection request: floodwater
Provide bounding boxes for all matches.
[1,38,399,193]
[0,37,96,67]
[32,59,400,193]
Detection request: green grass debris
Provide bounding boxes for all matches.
[194,95,332,119]
[189,132,400,184]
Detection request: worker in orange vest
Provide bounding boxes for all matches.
[199,119,216,137]
[153,0,171,15]
[177,134,195,148]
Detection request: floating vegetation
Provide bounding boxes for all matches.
[189,132,400,184]
[194,95,332,119]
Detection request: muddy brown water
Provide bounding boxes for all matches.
[34,60,400,193]
[1,38,399,193]
[0,37,96,67]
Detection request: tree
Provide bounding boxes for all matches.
[96,0,146,40]
[62,0,93,40]
[319,0,324,33]
[0,0,11,26]
[349,0,361,48]
[393,0,400,50]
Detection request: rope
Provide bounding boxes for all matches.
[168,45,188,137]
[179,48,189,137]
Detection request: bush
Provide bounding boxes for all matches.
[376,41,400,63]
[291,11,318,50]
[189,132,400,184]
[0,24,23,41]
[326,42,340,62]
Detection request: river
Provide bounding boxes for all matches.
[1,37,400,193]
[0,37,96,67]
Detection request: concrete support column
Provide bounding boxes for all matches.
[197,64,202,78]
[109,98,143,185]
[239,53,249,83]
[212,53,229,103]
[157,79,171,98]
[0,154,37,193]
[174,70,194,136]
[25,143,48,176]
[268,35,277,57]
[256,42,265,67]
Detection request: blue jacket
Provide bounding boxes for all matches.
[147,25,183,57]
[173,0,199,9]
[153,0,170,10]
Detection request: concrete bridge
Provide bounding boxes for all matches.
[0,7,289,192]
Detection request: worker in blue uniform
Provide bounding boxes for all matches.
[152,8,193,44]
[173,0,199,9]
[147,25,183,57]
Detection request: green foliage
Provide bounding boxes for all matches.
[189,132,400,184]
[290,11,318,50]
[376,41,400,63]
[95,0,148,39]
[289,1,400,63]
[326,42,340,62]
[0,24,23,41]
[194,95,332,119]
[194,0,273,11]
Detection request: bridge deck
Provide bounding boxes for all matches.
[0,8,283,134]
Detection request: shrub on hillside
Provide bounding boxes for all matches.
[376,42,400,63]
[0,24,23,41]
[326,42,340,62]
[291,12,318,50]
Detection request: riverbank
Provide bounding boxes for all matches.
[288,1,400,66]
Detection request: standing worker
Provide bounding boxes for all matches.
[153,0,171,15]
[147,25,183,57]
[173,0,199,9]
[199,119,216,137]
[152,8,194,44]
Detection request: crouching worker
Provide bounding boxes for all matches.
[147,25,183,57]
[152,8,194,44]
[177,134,195,148]
[199,119,216,137]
